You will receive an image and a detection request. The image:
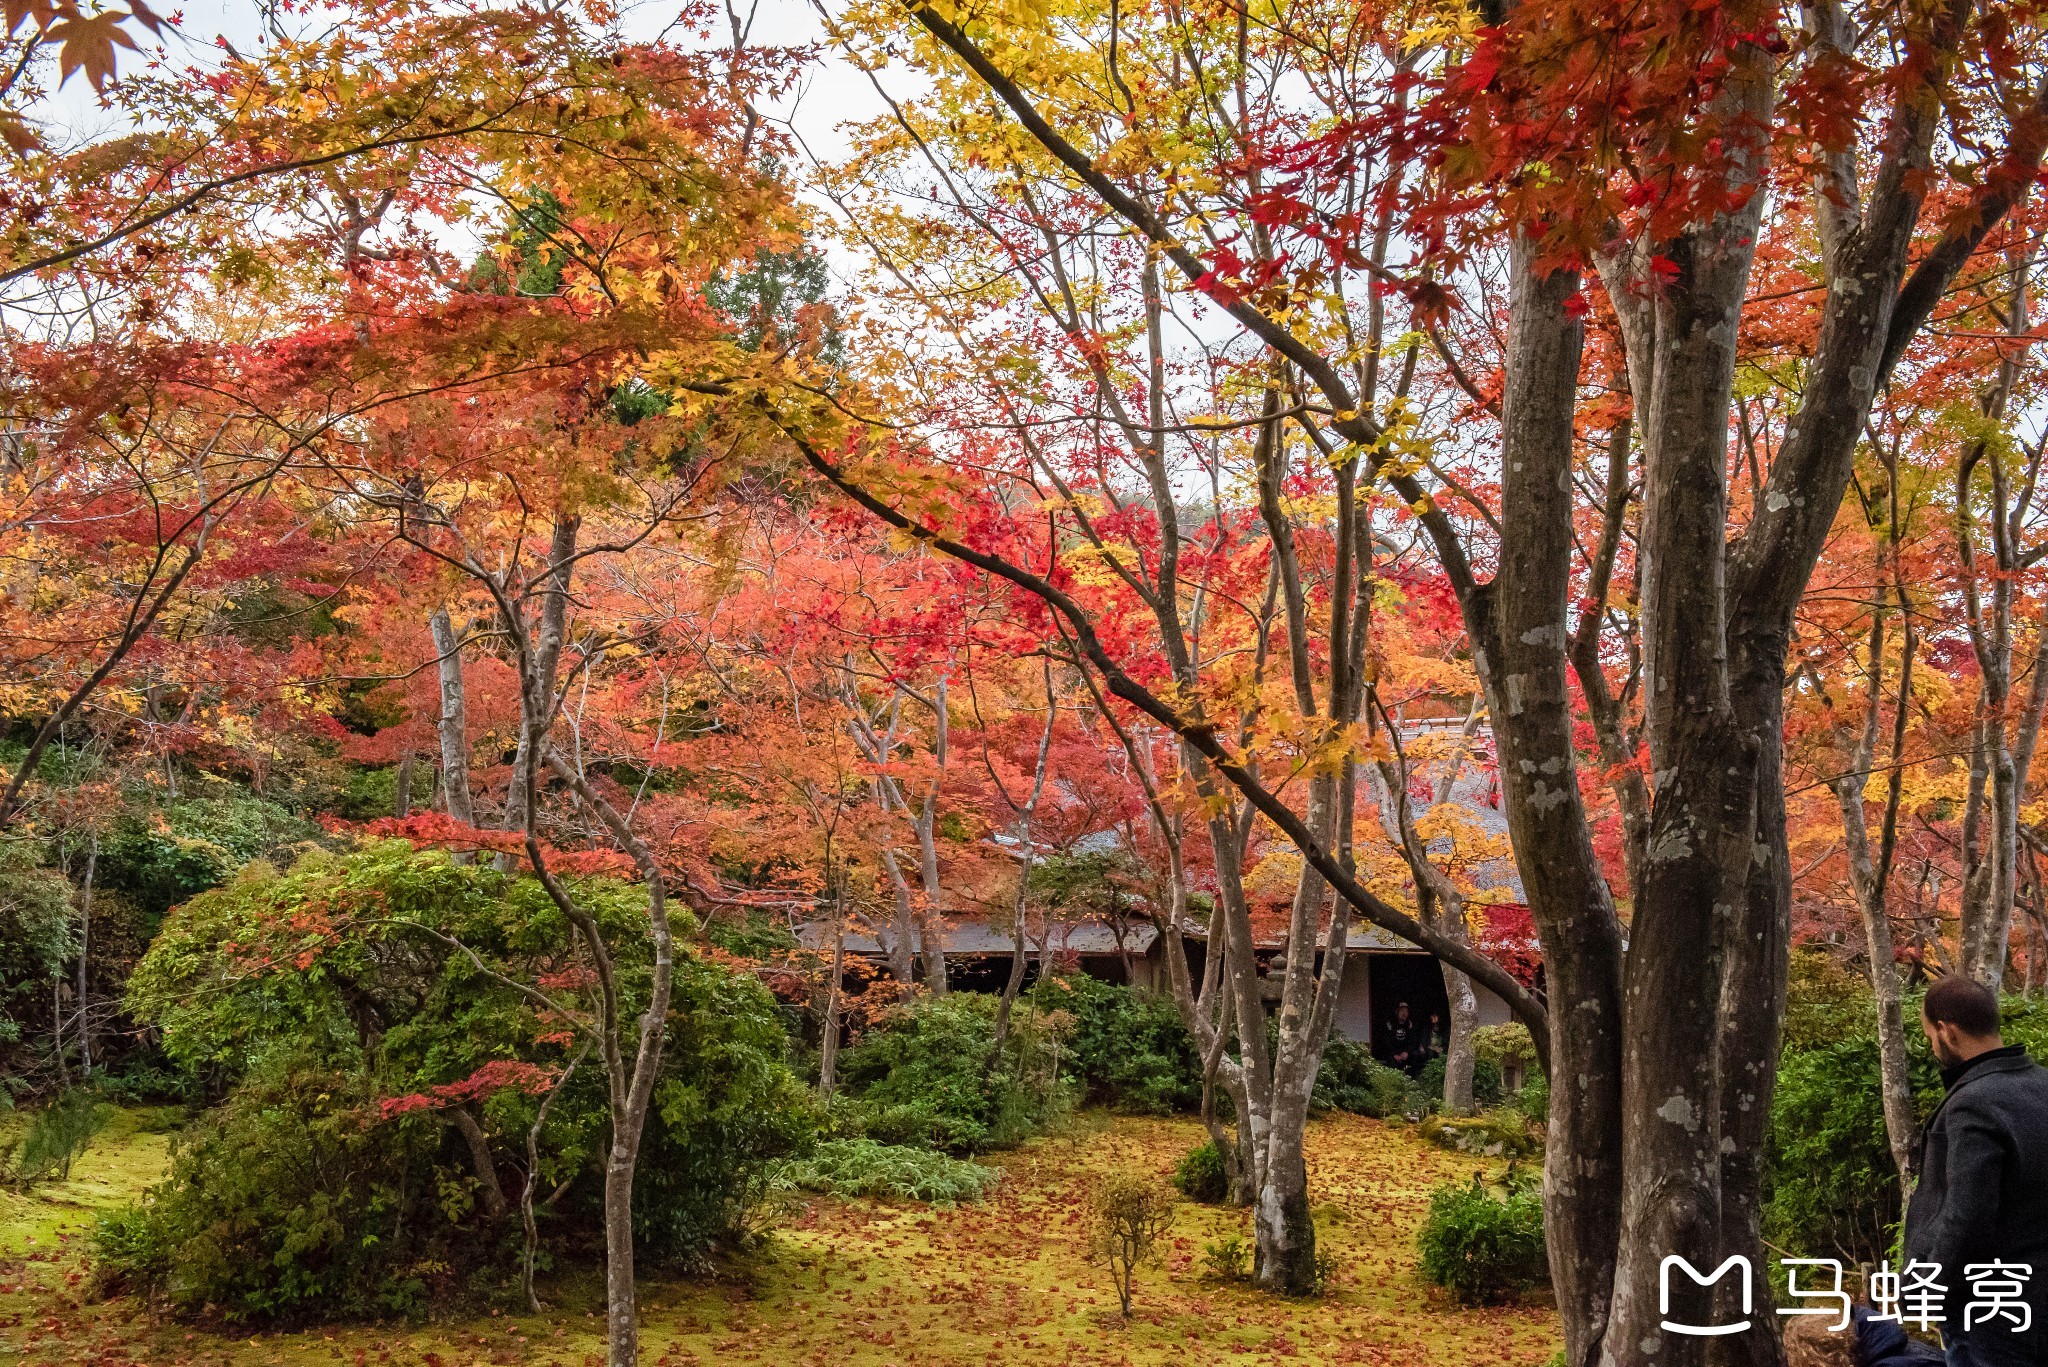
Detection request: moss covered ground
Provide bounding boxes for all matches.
[0,1108,1558,1367]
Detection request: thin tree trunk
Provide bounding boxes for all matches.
[879,849,920,988]
[430,607,476,864]
[76,836,94,1076]
[51,977,67,1087]
[394,750,415,819]
[991,681,1058,1055]
[500,517,580,872]
[819,882,846,1098]
[523,1039,590,1313]
[537,756,674,1367]
[449,1106,509,1220]
[1440,964,1479,1115]
[1834,494,1921,1193]
[915,678,951,993]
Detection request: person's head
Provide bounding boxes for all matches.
[1921,975,2003,1068]
[1395,1001,1411,1021]
[1779,1315,1854,1367]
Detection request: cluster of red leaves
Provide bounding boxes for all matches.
[377,1060,561,1121]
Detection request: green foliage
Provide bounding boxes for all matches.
[110,843,813,1318]
[4,1089,110,1185]
[1416,1170,1548,1304]
[1471,1023,1539,1073]
[1419,1107,1542,1158]
[702,910,800,960]
[1303,1244,1341,1299]
[0,843,75,1066]
[1510,1070,1550,1128]
[96,794,318,921]
[1750,954,2048,1268]
[1173,1138,1230,1203]
[1781,948,1877,1052]
[705,244,842,362]
[634,959,819,1263]
[1765,1032,1938,1266]
[839,992,1071,1154]
[332,764,434,821]
[1312,1038,1415,1117]
[1200,1234,1251,1282]
[92,1055,464,1322]
[772,1138,999,1203]
[1030,974,1202,1113]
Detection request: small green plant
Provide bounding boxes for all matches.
[772,1138,1000,1203]
[1200,1233,1251,1282]
[1304,1245,1340,1298]
[5,1090,110,1186]
[1173,1138,1230,1203]
[1500,1067,1550,1129]
[1087,1173,1177,1318]
[1416,1170,1548,1304]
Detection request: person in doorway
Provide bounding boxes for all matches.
[1382,1000,1423,1077]
[1903,974,2048,1367]
[1426,1009,1448,1065]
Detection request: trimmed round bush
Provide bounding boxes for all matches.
[1416,1174,1547,1303]
[1173,1138,1230,1203]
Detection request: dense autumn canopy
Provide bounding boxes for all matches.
[7,0,2048,1362]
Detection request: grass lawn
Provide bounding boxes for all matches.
[0,1108,1559,1367]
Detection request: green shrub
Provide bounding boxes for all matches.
[773,1138,999,1203]
[1304,1245,1341,1298]
[1760,965,2048,1268]
[1764,1032,1937,1266]
[92,1056,461,1322]
[4,1090,110,1185]
[1780,948,1877,1052]
[1200,1234,1251,1282]
[1312,1038,1414,1117]
[1087,1172,1177,1316]
[0,846,75,1071]
[106,843,814,1318]
[1173,1138,1230,1203]
[1416,1172,1548,1304]
[839,993,1070,1153]
[97,795,318,921]
[1471,1023,1539,1077]
[1029,975,1202,1114]
[1511,1070,1550,1128]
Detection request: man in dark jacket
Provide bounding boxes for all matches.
[1381,1001,1423,1076]
[1902,975,2048,1367]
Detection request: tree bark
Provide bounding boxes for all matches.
[1482,238,1624,1366]
[429,607,475,864]
[448,1106,509,1220]
[500,516,580,871]
[394,750,415,819]
[819,881,845,1098]
[991,680,1057,1055]
[75,836,94,1076]
[1440,964,1478,1116]
[1834,502,1921,1192]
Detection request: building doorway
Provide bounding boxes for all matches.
[1368,953,1451,1073]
